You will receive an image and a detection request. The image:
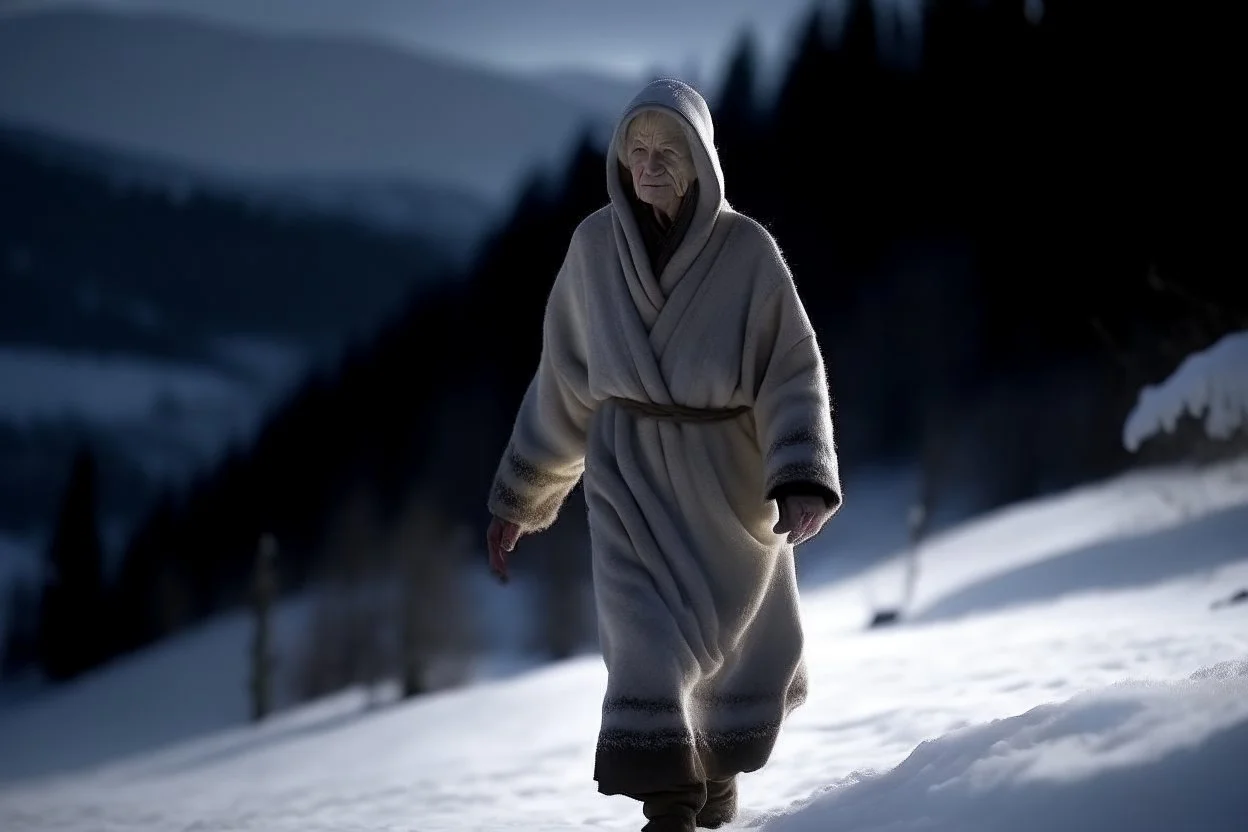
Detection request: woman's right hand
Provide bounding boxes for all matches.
[486,515,522,584]
[773,494,833,548]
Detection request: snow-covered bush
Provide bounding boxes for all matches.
[1123,330,1248,452]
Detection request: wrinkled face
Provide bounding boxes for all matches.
[623,110,697,212]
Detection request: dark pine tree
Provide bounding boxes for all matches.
[1,575,39,678]
[826,0,893,255]
[714,28,766,220]
[108,492,190,655]
[38,446,108,681]
[768,5,833,242]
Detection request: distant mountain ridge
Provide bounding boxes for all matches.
[0,4,645,546]
[0,122,467,540]
[0,7,641,207]
[0,122,494,256]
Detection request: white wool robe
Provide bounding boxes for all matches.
[487,78,842,796]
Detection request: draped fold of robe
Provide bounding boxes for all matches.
[488,78,842,796]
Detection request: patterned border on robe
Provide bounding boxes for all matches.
[593,669,809,795]
[489,443,582,531]
[764,427,840,504]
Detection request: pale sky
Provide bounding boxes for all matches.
[0,0,830,80]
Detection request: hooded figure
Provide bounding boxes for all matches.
[486,78,842,831]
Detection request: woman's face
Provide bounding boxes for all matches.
[625,111,696,219]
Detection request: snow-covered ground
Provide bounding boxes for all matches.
[0,341,307,476]
[1,455,1246,830]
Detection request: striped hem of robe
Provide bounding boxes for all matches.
[593,674,808,794]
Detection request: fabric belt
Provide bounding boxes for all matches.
[609,397,750,423]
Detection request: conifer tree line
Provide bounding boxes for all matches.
[5,0,1241,694]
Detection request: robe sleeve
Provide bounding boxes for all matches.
[486,243,594,534]
[748,231,843,515]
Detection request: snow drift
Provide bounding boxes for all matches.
[769,660,1248,831]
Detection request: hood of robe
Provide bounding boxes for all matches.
[606,78,727,290]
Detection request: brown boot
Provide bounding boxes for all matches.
[695,776,737,828]
[637,784,703,832]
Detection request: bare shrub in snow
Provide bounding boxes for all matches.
[385,489,472,699]
[289,483,390,704]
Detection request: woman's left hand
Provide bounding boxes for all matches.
[773,495,832,547]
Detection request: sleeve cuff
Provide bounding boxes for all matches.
[767,480,840,508]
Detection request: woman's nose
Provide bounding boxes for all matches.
[643,150,665,175]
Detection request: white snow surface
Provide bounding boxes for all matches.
[0,456,1246,830]
[0,343,305,429]
[1123,329,1248,452]
[0,347,254,427]
[0,343,307,478]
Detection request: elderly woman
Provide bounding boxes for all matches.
[485,78,842,832]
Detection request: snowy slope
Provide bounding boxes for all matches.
[0,563,553,783]
[0,456,1245,830]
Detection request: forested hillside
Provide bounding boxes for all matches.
[11,0,1242,695]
